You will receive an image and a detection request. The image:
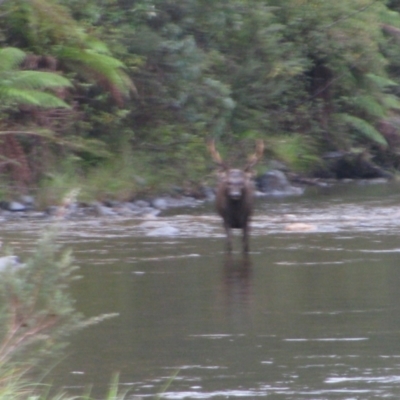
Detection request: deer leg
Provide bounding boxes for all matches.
[242,225,250,253]
[224,224,233,253]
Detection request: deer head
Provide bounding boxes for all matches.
[207,139,264,199]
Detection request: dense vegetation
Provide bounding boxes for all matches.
[2,0,400,202]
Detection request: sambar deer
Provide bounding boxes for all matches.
[208,139,264,253]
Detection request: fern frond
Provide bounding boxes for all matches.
[8,71,72,90]
[27,91,70,108]
[59,47,125,69]
[0,130,110,157]
[353,95,385,118]
[366,73,397,88]
[57,46,136,100]
[84,37,111,54]
[0,88,70,108]
[337,113,387,146]
[0,48,26,72]
[382,94,400,110]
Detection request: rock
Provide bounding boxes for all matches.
[320,151,393,179]
[202,186,215,202]
[357,178,390,185]
[45,206,59,216]
[93,202,116,217]
[151,197,169,210]
[8,201,27,212]
[151,196,201,210]
[140,207,161,217]
[20,195,35,208]
[103,200,120,208]
[133,200,150,208]
[127,202,160,216]
[146,225,180,237]
[113,203,136,216]
[0,255,24,272]
[169,196,201,208]
[256,170,304,196]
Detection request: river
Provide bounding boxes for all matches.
[4,181,400,399]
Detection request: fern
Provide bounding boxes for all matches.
[5,0,136,105]
[353,95,385,118]
[365,73,397,88]
[337,113,387,146]
[0,48,26,72]
[382,94,400,110]
[0,130,110,157]
[57,46,135,100]
[0,88,70,108]
[10,71,71,91]
[0,48,71,109]
[269,134,321,172]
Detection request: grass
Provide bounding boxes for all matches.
[35,155,140,208]
[0,371,130,400]
[0,369,180,400]
[34,147,209,209]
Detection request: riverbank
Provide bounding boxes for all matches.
[0,175,393,222]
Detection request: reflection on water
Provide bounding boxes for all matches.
[221,254,252,321]
[2,182,400,398]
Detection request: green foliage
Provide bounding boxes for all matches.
[0,47,71,110]
[0,224,118,398]
[0,0,135,104]
[3,0,400,188]
[77,155,139,202]
[0,370,130,400]
[336,113,388,146]
[0,47,26,71]
[269,134,322,173]
[55,46,135,103]
[352,95,386,119]
[0,229,80,366]
[36,148,141,206]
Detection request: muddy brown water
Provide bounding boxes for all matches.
[4,182,400,399]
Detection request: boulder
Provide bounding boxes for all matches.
[93,202,116,217]
[20,195,35,209]
[8,201,27,212]
[320,151,393,179]
[133,200,151,208]
[151,197,169,210]
[256,170,304,196]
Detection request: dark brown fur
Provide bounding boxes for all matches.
[208,140,264,253]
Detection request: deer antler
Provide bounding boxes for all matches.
[207,139,226,168]
[245,140,264,171]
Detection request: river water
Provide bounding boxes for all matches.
[5,181,400,399]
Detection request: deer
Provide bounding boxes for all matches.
[208,139,264,253]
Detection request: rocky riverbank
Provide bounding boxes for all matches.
[0,170,392,221]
